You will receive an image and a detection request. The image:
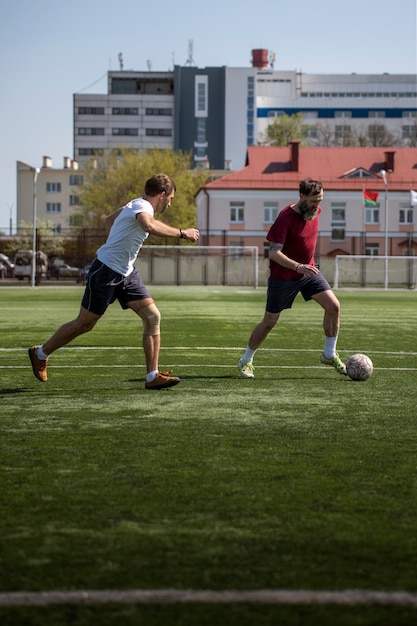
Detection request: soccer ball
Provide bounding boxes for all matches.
[346,353,373,381]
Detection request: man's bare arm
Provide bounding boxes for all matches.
[269,242,318,275]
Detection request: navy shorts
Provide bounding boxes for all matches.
[81,259,151,315]
[266,273,332,314]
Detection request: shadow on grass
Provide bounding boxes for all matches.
[127,373,337,382]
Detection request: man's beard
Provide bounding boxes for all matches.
[299,200,318,221]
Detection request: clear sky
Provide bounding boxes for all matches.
[0,0,416,230]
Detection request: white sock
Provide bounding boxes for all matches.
[323,337,337,358]
[241,347,256,363]
[146,370,158,382]
[37,345,49,360]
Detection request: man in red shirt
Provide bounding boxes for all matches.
[238,178,346,378]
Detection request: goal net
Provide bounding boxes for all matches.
[136,245,259,288]
[334,255,417,289]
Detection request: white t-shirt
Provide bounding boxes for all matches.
[97,197,153,276]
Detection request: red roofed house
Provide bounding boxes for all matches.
[196,142,417,284]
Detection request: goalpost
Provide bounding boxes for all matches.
[136,245,260,288]
[334,255,417,289]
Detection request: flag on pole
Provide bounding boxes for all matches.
[363,190,379,207]
[410,189,417,207]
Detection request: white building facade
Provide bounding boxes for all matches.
[16,156,84,231]
[73,52,416,173]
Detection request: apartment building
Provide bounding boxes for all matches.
[16,156,84,230]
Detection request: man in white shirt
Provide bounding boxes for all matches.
[28,173,199,389]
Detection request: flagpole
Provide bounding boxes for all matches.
[380,170,388,290]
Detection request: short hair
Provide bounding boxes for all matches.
[144,173,176,197]
[299,178,323,196]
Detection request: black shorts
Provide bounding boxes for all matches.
[81,259,151,315]
[266,273,332,314]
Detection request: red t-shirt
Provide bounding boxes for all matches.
[266,203,321,280]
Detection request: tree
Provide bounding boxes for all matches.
[315,122,334,147]
[367,125,397,147]
[73,148,209,242]
[261,113,306,146]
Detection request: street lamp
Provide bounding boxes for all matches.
[380,169,388,289]
[31,167,41,288]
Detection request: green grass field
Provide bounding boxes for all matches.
[1,285,417,625]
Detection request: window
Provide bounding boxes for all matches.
[335,111,352,118]
[399,205,413,224]
[267,110,285,118]
[368,124,385,136]
[145,108,172,116]
[303,125,318,138]
[345,169,375,179]
[69,215,84,227]
[196,118,206,144]
[365,244,379,256]
[302,111,318,119]
[112,128,138,136]
[230,201,244,223]
[195,75,208,117]
[46,182,61,192]
[229,243,244,259]
[365,204,380,225]
[78,128,105,135]
[78,148,104,156]
[402,125,417,139]
[69,195,81,206]
[335,125,351,139]
[145,128,172,136]
[69,175,84,186]
[369,111,385,118]
[264,202,278,224]
[112,107,138,115]
[78,107,105,114]
[46,203,61,213]
[331,203,346,241]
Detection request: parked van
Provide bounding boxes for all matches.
[14,250,48,281]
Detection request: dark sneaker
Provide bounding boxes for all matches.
[28,346,48,382]
[145,371,180,390]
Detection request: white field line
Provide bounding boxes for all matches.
[4,365,417,371]
[2,347,416,371]
[1,347,417,355]
[0,588,417,608]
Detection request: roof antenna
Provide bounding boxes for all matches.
[118,53,124,70]
[185,39,195,66]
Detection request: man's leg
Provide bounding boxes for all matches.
[238,311,280,378]
[248,311,281,350]
[313,290,346,375]
[42,307,101,355]
[28,307,101,381]
[128,299,179,390]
